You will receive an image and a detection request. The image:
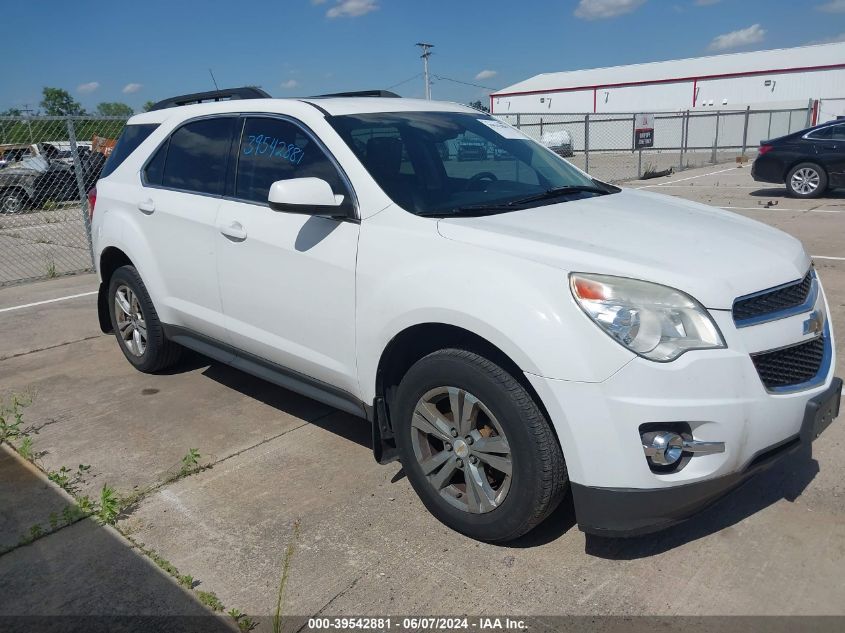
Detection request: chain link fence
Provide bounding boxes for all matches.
[0,116,126,286]
[0,106,816,287]
[497,106,813,183]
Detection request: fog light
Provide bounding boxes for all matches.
[643,431,684,466]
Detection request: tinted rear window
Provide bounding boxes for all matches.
[161,117,236,195]
[100,123,159,179]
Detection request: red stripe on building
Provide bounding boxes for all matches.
[491,63,845,99]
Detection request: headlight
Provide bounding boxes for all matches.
[569,273,725,362]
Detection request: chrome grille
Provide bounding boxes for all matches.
[751,336,826,391]
[733,270,814,325]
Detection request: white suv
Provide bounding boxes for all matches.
[90,88,841,541]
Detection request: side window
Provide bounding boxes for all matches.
[144,139,168,186]
[235,117,346,204]
[807,126,832,140]
[100,123,159,179]
[161,117,236,195]
[829,125,845,141]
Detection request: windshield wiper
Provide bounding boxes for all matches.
[504,185,612,207]
[420,184,616,218]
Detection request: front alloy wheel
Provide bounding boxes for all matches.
[395,349,568,542]
[411,387,513,514]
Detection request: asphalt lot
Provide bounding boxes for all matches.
[1,162,844,626]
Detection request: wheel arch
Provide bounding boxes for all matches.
[374,322,558,448]
[97,246,135,333]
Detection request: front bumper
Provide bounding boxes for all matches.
[570,377,840,536]
[525,278,838,536]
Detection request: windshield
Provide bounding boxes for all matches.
[328,111,615,217]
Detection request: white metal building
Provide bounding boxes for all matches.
[491,43,845,123]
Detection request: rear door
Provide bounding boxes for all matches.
[215,115,361,396]
[816,123,845,184]
[140,115,238,342]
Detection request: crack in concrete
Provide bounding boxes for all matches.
[0,335,102,362]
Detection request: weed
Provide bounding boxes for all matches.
[47,464,91,495]
[98,485,120,525]
[228,610,256,632]
[1,391,36,442]
[49,512,59,530]
[29,524,43,540]
[46,258,57,278]
[180,448,201,476]
[180,574,194,588]
[48,466,71,489]
[18,436,33,461]
[273,519,301,633]
[196,590,224,612]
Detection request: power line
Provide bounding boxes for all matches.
[387,72,423,91]
[432,74,497,92]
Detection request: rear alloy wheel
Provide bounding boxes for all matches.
[108,265,182,373]
[787,163,827,199]
[395,349,568,542]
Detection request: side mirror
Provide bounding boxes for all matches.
[267,177,350,218]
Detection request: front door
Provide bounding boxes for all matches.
[215,115,360,397]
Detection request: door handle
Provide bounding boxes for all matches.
[219,221,247,241]
[137,199,155,214]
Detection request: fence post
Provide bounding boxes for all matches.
[767,111,772,140]
[631,115,636,152]
[678,112,686,171]
[584,114,590,173]
[788,110,793,134]
[66,117,95,268]
[540,117,543,138]
[741,105,751,156]
[712,111,721,164]
[806,98,814,128]
[516,113,521,131]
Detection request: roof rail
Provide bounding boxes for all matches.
[308,90,401,99]
[149,87,272,111]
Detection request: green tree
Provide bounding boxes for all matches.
[467,100,490,113]
[142,101,156,113]
[40,87,85,116]
[96,102,134,117]
[1,107,22,116]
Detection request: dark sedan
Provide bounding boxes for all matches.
[752,120,845,198]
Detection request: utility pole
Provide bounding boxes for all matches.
[416,42,434,100]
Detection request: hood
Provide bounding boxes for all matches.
[436,188,809,309]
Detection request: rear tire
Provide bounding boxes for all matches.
[108,265,181,373]
[786,163,827,198]
[394,349,568,542]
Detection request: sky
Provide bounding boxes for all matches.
[3,0,845,113]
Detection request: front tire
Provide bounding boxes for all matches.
[394,349,568,542]
[0,189,28,214]
[786,163,827,198]
[108,265,181,373]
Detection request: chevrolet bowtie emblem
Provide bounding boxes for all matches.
[803,310,825,337]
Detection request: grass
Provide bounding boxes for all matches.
[273,519,301,633]
[46,259,57,278]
